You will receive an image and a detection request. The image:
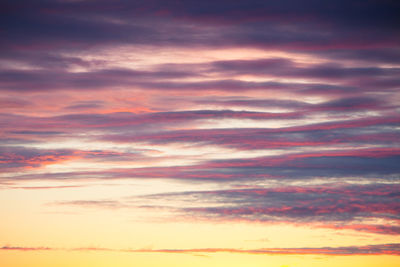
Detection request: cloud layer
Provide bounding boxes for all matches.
[1,0,399,262]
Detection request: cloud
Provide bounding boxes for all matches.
[0,67,370,93]
[64,100,105,110]
[131,243,400,256]
[206,58,400,82]
[101,115,400,151]
[53,200,123,209]
[0,146,144,172]
[48,182,400,236]
[2,243,400,256]
[0,68,196,92]
[1,1,399,99]
[1,0,399,258]
[4,146,400,183]
[2,0,399,53]
[0,246,52,251]
[318,48,400,65]
[133,183,400,234]
[0,146,77,172]
[322,224,400,236]
[4,185,85,190]
[0,109,304,147]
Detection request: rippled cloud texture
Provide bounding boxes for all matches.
[1,1,399,267]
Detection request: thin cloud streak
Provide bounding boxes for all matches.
[2,244,400,256]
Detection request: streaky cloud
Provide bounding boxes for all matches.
[2,243,400,256]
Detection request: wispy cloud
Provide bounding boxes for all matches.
[2,243,400,256]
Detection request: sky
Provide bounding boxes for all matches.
[1,1,400,266]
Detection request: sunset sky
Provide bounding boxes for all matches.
[1,1,400,266]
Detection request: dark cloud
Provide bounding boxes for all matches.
[5,147,400,183]
[101,115,400,151]
[0,0,398,60]
[314,48,400,65]
[64,101,105,110]
[0,68,198,92]
[3,63,397,94]
[0,51,102,71]
[199,148,400,178]
[136,183,400,234]
[207,58,400,80]
[0,110,302,140]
